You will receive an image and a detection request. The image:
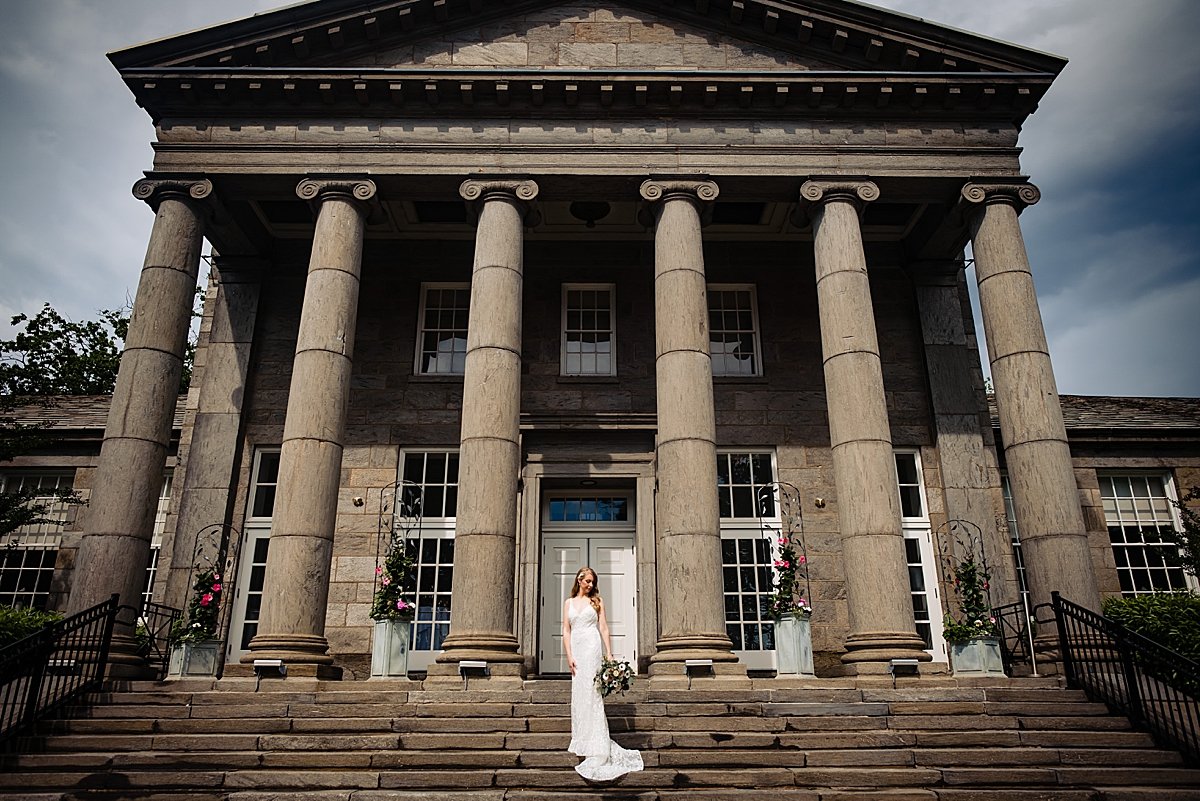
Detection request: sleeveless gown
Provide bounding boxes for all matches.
[567,598,644,781]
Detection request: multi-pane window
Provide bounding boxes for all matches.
[718,452,777,660]
[1101,475,1188,595]
[0,472,73,610]
[708,285,762,377]
[232,450,280,656]
[415,284,470,375]
[1001,476,1031,609]
[399,451,459,655]
[548,497,628,523]
[141,472,174,610]
[894,451,943,657]
[561,285,615,376]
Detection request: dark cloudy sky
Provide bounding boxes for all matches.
[1,0,1198,396]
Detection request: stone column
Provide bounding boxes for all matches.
[799,180,929,667]
[245,178,375,671]
[434,179,538,676]
[962,182,1101,619]
[640,179,741,674]
[66,177,212,676]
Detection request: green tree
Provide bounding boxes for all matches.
[0,303,127,397]
[1165,486,1200,578]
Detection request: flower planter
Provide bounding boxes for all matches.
[167,640,221,677]
[370,619,410,678]
[775,614,815,677]
[949,637,1005,676]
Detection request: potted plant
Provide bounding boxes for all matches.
[769,533,815,677]
[167,563,223,677]
[942,553,1004,676]
[369,534,416,678]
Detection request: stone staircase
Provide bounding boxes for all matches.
[2,676,1197,800]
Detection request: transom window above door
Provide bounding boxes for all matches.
[561,284,616,377]
[548,496,629,523]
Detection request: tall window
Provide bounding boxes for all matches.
[415,284,470,375]
[561,284,616,376]
[141,471,174,610]
[1101,474,1188,595]
[400,451,458,657]
[0,472,74,609]
[231,449,280,655]
[708,285,762,377]
[717,452,776,663]
[1000,475,1031,609]
[894,451,943,657]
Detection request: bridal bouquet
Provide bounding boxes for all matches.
[595,657,635,697]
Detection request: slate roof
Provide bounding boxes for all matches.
[3,396,187,431]
[989,395,1200,432]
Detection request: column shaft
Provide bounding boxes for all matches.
[67,178,211,676]
[436,179,538,668]
[247,178,374,666]
[801,180,929,665]
[963,183,1101,616]
[641,179,740,670]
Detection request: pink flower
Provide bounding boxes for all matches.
[396,599,410,610]
[200,592,214,607]
[798,555,807,564]
[375,566,383,576]
[778,537,789,545]
[212,573,221,581]
[381,576,391,586]
[781,560,790,568]
[212,583,222,592]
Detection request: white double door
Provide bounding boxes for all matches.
[539,536,636,674]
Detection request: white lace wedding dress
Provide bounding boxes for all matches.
[567,598,644,781]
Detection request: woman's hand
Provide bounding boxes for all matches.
[568,657,577,675]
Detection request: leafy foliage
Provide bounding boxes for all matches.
[1163,486,1200,578]
[370,537,416,621]
[767,535,811,620]
[943,555,999,643]
[169,565,223,645]
[1,487,80,541]
[0,605,62,648]
[1103,591,1200,664]
[0,304,127,396]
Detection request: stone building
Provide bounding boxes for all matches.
[32,0,1197,680]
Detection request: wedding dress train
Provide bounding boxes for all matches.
[567,598,643,781]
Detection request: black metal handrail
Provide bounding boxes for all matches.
[991,600,1031,671]
[1052,591,1200,764]
[138,601,181,681]
[0,595,119,748]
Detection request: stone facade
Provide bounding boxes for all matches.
[17,0,1193,682]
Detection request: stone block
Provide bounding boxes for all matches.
[453,42,529,66]
[617,43,684,66]
[558,43,617,66]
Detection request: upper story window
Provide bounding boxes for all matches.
[561,284,616,377]
[716,452,776,519]
[708,285,762,377]
[248,450,282,522]
[894,452,926,520]
[1101,474,1190,595]
[416,283,470,376]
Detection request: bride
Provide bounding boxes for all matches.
[563,566,644,781]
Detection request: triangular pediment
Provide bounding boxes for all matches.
[111,0,1065,76]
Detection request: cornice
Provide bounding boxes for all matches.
[123,68,1051,124]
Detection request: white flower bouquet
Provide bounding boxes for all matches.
[595,657,635,697]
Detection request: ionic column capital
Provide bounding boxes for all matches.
[132,175,214,212]
[459,178,540,225]
[638,178,719,226]
[297,175,377,205]
[799,178,880,209]
[961,181,1042,212]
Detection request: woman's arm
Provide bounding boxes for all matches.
[562,600,576,675]
[597,598,613,661]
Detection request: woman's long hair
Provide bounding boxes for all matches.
[569,567,602,613]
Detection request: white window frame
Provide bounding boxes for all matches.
[229,448,280,660]
[398,449,459,671]
[894,449,946,661]
[414,282,471,376]
[141,471,174,610]
[717,450,779,669]
[560,283,617,377]
[707,284,763,378]
[1099,472,1194,596]
[0,471,74,610]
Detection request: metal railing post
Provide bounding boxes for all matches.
[1051,592,1077,688]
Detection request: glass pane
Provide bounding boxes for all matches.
[895,455,918,485]
[723,567,738,593]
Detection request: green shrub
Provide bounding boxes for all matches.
[1103,591,1200,663]
[0,606,63,648]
